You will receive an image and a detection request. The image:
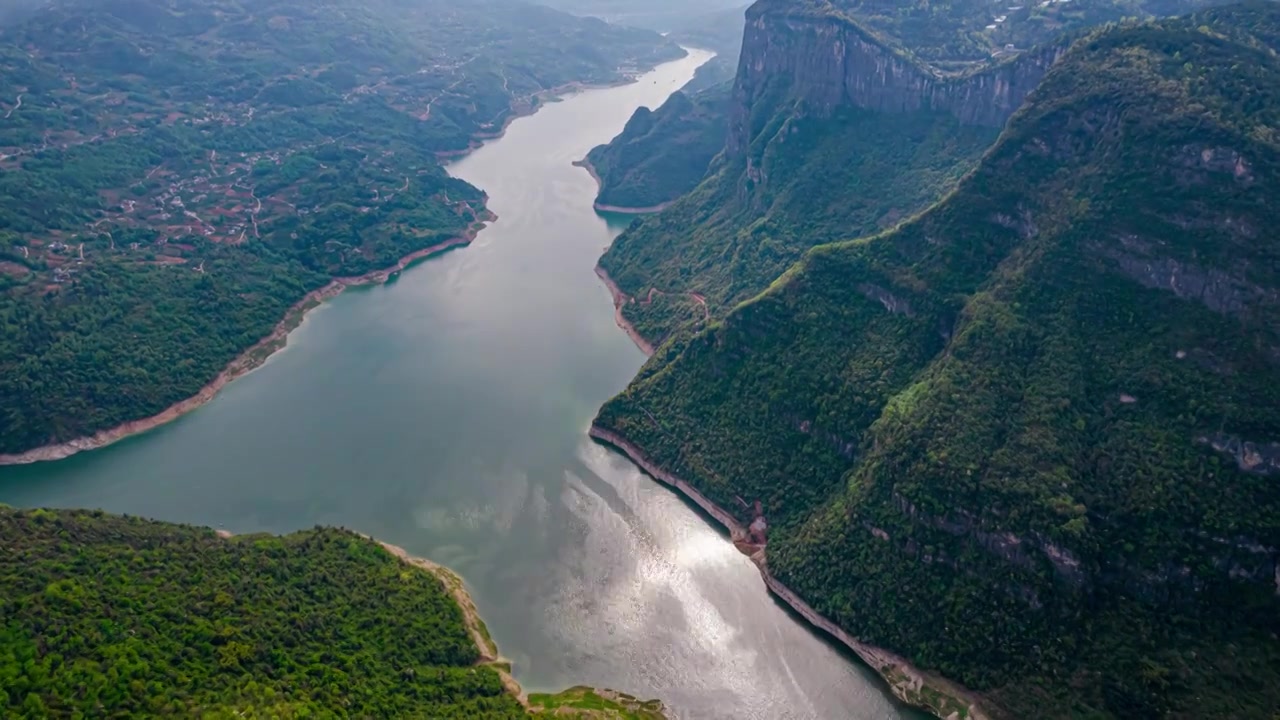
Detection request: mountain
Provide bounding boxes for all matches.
[581,85,730,212]
[0,0,681,460]
[596,0,1222,347]
[666,3,749,91]
[533,0,745,31]
[0,506,667,718]
[594,2,1280,718]
[577,3,745,211]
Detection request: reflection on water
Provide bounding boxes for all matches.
[0,49,923,720]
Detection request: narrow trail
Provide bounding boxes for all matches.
[637,286,710,322]
[4,94,22,119]
[249,187,262,239]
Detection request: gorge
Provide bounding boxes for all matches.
[3,0,1280,717]
[0,49,928,720]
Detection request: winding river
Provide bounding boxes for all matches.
[0,50,923,720]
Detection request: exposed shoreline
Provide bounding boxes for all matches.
[379,539,669,717]
[587,425,991,720]
[0,215,492,467]
[376,539,526,700]
[594,265,655,356]
[0,61,671,467]
[215,529,665,717]
[573,157,676,214]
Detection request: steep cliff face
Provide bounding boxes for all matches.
[728,2,1067,157]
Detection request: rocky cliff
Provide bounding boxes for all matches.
[728,0,1068,157]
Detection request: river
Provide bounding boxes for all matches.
[0,50,923,720]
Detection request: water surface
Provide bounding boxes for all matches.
[0,50,922,720]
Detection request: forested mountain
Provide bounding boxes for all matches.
[597,0,1222,347]
[0,507,666,718]
[596,2,1280,718]
[582,86,730,211]
[578,3,745,211]
[0,0,681,458]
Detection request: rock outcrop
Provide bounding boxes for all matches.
[728,0,1068,157]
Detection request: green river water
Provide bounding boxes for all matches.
[0,50,924,720]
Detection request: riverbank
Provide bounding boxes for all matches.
[437,76,648,160]
[594,266,655,356]
[378,539,668,719]
[587,425,991,720]
[573,157,676,214]
[0,216,492,467]
[212,529,667,718]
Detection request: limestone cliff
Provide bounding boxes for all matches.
[728,0,1068,158]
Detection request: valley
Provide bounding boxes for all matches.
[0,0,682,458]
[0,43,928,720]
[2,0,1279,718]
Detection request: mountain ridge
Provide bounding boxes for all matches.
[595,3,1280,717]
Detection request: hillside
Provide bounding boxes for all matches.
[667,3,749,92]
[0,507,665,719]
[577,4,744,212]
[0,0,681,459]
[596,0,1221,347]
[533,0,744,30]
[596,3,1280,718]
[581,85,730,211]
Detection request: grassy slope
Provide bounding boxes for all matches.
[0,507,667,719]
[597,5,1280,718]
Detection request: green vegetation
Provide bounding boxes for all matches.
[585,85,730,210]
[580,2,745,211]
[597,0,1232,348]
[528,687,667,719]
[597,4,1280,718]
[0,508,517,717]
[821,0,1216,67]
[0,0,681,456]
[0,507,668,718]
[599,106,997,343]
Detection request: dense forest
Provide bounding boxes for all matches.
[596,3,1280,718]
[0,507,665,719]
[0,0,682,456]
[599,105,997,343]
